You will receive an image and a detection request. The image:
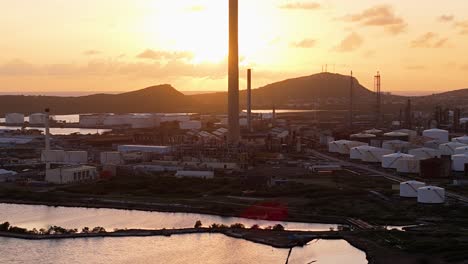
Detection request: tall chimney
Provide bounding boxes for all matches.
[247,69,252,132]
[228,0,240,144]
[349,71,354,128]
[44,108,51,170]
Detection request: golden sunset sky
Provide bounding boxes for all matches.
[1,0,467,95]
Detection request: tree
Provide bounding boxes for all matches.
[82,227,90,233]
[250,224,260,230]
[0,222,10,232]
[92,227,106,233]
[230,223,245,229]
[272,224,285,231]
[194,220,202,229]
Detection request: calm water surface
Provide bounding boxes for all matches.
[0,234,367,264]
[0,203,336,231]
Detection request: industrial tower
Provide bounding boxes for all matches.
[228,0,240,143]
[374,72,382,127]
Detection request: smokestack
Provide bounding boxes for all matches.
[44,108,51,170]
[228,0,240,144]
[349,71,354,128]
[247,69,252,132]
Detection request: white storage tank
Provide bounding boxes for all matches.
[408,148,442,160]
[103,115,129,126]
[417,186,445,204]
[41,150,66,163]
[118,145,172,154]
[439,142,467,156]
[455,146,468,155]
[394,129,418,139]
[65,151,88,164]
[452,135,468,144]
[350,146,376,160]
[451,153,468,171]
[350,133,376,141]
[400,181,426,198]
[79,114,106,127]
[382,153,415,169]
[396,157,421,174]
[361,148,394,163]
[382,140,411,152]
[5,113,25,124]
[338,141,368,155]
[364,128,383,135]
[179,120,202,130]
[100,152,123,165]
[423,129,449,143]
[328,140,349,153]
[28,113,47,125]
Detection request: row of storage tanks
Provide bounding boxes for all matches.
[400,181,445,204]
[329,128,468,173]
[4,113,49,125]
[79,114,202,130]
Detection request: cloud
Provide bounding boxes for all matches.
[279,2,321,10]
[136,49,194,60]
[455,20,468,35]
[83,50,101,56]
[186,5,204,12]
[406,65,426,70]
[342,5,407,35]
[438,15,454,22]
[0,57,228,80]
[411,32,448,48]
[291,38,317,48]
[461,64,468,70]
[334,32,363,52]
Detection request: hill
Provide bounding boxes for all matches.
[0,84,195,115]
[190,72,376,108]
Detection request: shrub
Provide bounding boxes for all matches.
[194,220,202,229]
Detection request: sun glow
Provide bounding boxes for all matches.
[140,1,277,65]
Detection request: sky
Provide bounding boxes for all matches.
[0,0,467,95]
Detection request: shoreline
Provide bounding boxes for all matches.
[0,198,345,226]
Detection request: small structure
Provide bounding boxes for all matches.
[364,128,383,135]
[400,180,426,198]
[179,120,202,130]
[337,141,368,155]
[175,170,214,179]
[382,153,415,169]
[451,153,468,172]
[408,148,442,160]
[100,152,123,165]
[45,165,98,184]
[41,150,66,163]
[394,129,418,139]
[423,129,449,143]
[118,145,172,154]
[439,142,467,156]
[0,169,17,182]
[350,133,376,143]
[417,186,445,204]
[65,151,88,164]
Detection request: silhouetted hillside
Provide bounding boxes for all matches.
[191,72,375,108]
[0,84,195,115]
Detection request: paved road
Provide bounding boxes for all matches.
[308,149,468,204]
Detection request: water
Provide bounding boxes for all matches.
[0,114,80,124]
[0,203,336,231]
[0,126,110,135]
[0,203,367,264]
[0,235,367,264]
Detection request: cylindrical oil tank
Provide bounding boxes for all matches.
[417,186,445,204]
[382,153,414,169]
[5,113,25,124]
[423,129,449,143]
[439,142,467,156]
[451,153,468,171]
[400,180,426,198]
